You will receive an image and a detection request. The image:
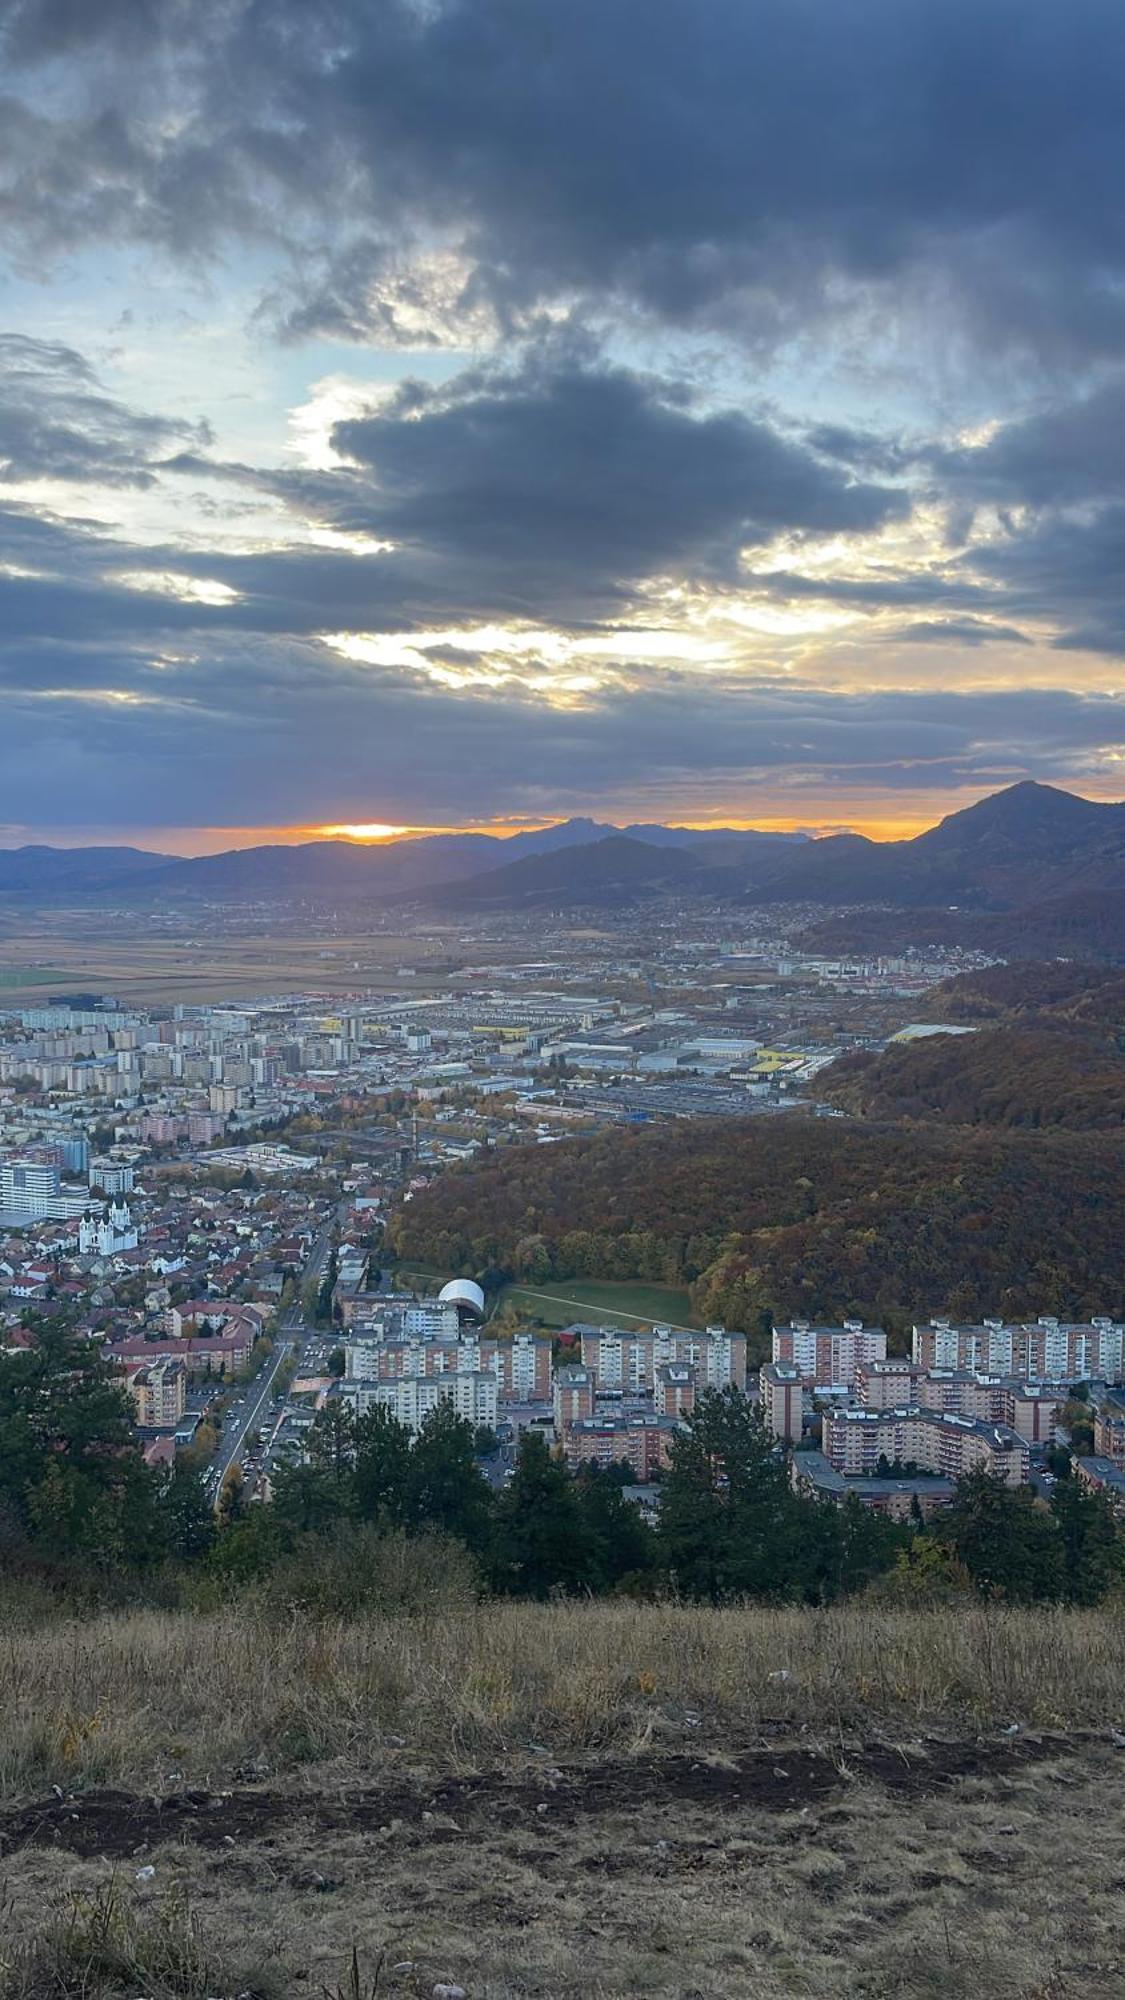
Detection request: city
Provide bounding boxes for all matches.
[4,1,1125,1994]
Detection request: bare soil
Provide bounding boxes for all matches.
[2,1733,1123,1999]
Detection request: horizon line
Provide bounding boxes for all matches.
[0,777,1115,859]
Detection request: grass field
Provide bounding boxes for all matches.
[0,967,68,989]
[496,1277,698,1328]
[0,1598,1122,1998]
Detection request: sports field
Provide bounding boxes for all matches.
[496,1278,698,1329]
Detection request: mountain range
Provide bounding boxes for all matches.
[1,785,1123,954]
[0,818,803,901]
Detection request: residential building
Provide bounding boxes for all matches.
[1076,1456,1125,1514]
[822,1405,1029,1485]
[772,1318,886,1389]
[1093,1406,1125,1466]
[127,1358,187,1429]
[654,1361,696,1420]
[579,1323,746,1394]
[347,1369,498,1434]
[791,1451,956,1520]
[560,1415,678,1479]
[761,1359,804,1442]
[480,1330,552,1403]
[912,1315,1124,1382]
[554,1365,596,1431]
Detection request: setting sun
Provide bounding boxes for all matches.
[318,822,412,842]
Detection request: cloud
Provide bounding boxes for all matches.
[890,618,1031,647]
[0,334,210,487]
[318,352,908,605]
[6,1,1125,369]
[932,377,1125,509]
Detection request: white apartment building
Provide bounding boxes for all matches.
[347,1369,498,1433]
[580,1323,746,1393]
[913,1315,1124,1382]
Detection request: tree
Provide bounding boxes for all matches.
[0,1324,166,1569]
[271,1458,349,1534]
[1050,1479,1125,1605]
[937,1469,1065,1602]
[157,1460,216,1561]
[658,1387,804,1601]
[574,1465,655,1590]
[327,1347,346,1377]
[307,1400,357,1487]
[353,1405,412,1527]
[491,1430,595,1597]
[407,1403,493,1553]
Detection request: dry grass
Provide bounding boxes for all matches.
[2,1736,1123,1999]
[2,1602,1124,1997]
[0,1598,1122,1796]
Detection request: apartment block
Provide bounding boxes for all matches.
[772,1318,887,1389]
[914,1371,1064,1443]
[654,1361,697,1421]
[579,1323,746,1394]
[127,1358,187,1429]
[856,1358,924,1409]
[822,1405,1029,1485]
[554,1366,596,1431]
[761,1359,804,1442]
[912,1315,1124,1382]
[560,1415,678,1480]
[348,1369,498,1434]
[480,1330,553,1402]
[1093,1406,1125,1466]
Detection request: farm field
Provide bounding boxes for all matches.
[0,918,467,1003]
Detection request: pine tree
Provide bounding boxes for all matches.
[407,1403,493,1552]
[938,1468,1065,1601]
[491,1430,595,1597]
[1051,1478,1125,1605]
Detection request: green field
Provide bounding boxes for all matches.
[495,1278,699,1330]
[390,1266,699,1329]
[0,967,69,989]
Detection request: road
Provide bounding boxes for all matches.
[203,1207,340,1504]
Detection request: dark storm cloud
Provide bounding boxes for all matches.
[321,355,908,595]
[932,378,1125,509]
[963,503,1125,656]
[6,0,1125,364]
[0,335,209,487]
[0,334,908,633]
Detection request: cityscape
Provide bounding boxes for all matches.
[3,0,1125,1994]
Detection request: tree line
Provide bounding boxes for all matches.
[0,1337,1120,1613]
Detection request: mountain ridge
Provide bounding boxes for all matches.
[1,787,1122,946]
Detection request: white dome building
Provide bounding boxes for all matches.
[438,1278,486,1323]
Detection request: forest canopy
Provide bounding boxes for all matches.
[389,1115,1125,1349]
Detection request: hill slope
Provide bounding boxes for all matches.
[389,1113,1125,1333]
[818,1026,1125,1129]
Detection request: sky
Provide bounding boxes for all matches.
[3,0,1125,853]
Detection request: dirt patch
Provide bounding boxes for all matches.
[0,1734,1072,1864]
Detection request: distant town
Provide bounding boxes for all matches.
[1,920,1120,1531]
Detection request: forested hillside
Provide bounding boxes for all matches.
[818,1026,1125,1130]
[388,1117,1125,1348]
[924,961,1125,1024]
